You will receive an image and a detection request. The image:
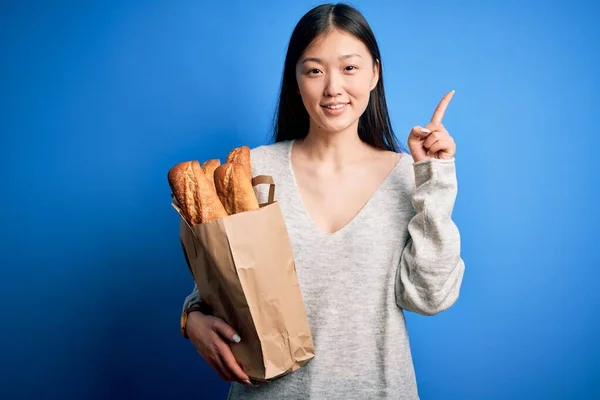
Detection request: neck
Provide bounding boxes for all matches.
[298,121,370,167]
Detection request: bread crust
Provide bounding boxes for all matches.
[201,159,221,190]
[168,146,257,223]
[168,160,227,224]
[214,162,259,215]
[226,146,251,180]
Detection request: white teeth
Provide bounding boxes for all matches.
[324,103,347,109]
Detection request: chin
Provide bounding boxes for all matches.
[324,124,354,134]
[312,114,356,133]
[321,118,358,134]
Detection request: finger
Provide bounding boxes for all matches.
[198,348,230,382]
[215,360,235,382]
[409,125,433,140]
[428,140,454,155]
[212,352,235,382]
[211,318,242,344]
[423,131,445,150]
[216,340,252,384]
[431,90,455,123]
[211,360,231,382]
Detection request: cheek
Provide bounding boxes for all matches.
[297,81,319,103]
[349,77,373,100]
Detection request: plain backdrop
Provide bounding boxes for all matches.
[1,1,599,399]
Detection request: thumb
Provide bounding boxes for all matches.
[409,125,432,140]
[212,318,242,344]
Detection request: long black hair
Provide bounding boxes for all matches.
[271,3,406,153]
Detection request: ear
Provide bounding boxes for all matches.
[370,59,380,91]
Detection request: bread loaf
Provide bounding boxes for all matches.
[214,162,259,215]
[226,146,252,181]
[201,159,220,190]
[168,160,227,224]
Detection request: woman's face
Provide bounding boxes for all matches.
[295,28,379,135]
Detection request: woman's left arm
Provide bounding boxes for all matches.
[395,158,466,316]
[396,90,465,316]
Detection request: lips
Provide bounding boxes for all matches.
[321,103,349,110]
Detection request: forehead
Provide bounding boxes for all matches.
[302,28,370,59]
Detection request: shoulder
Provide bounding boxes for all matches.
[395,151,417,174]
[249,140,292,176]
[397,151,415,165]
[248,141,293,203]
[387,151,417,189]
[250,140,290,160]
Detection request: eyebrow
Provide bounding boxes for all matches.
[301,53,363,64]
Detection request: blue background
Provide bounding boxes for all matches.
[1,1,599,399]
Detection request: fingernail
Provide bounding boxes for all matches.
[244,379,252,385]
[420,128,431,134]
[232,334,241,343]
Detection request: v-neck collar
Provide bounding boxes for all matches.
[285,139,403,238]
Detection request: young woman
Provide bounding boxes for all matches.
[180,3,465,399]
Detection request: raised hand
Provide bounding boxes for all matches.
[407,90,457,163]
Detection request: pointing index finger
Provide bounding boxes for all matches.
[431,90,455,123]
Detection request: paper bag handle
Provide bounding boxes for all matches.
[251,175,276,205]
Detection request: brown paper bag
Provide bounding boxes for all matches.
[172,175,315,382]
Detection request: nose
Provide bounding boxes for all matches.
[324,71,343,97]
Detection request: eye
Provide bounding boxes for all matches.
[345,65,358,72]
[307,68,322,75]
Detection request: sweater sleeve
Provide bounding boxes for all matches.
[395,157,466,316]
[182,283,202,312]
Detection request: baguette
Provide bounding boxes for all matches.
[214,162,259,215]
[201,159,220,190]
[226,146,252,181]
[168,160,227,224]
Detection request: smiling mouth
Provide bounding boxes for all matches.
[321,103,349,110]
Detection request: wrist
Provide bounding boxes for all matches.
[180,301,213,339]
